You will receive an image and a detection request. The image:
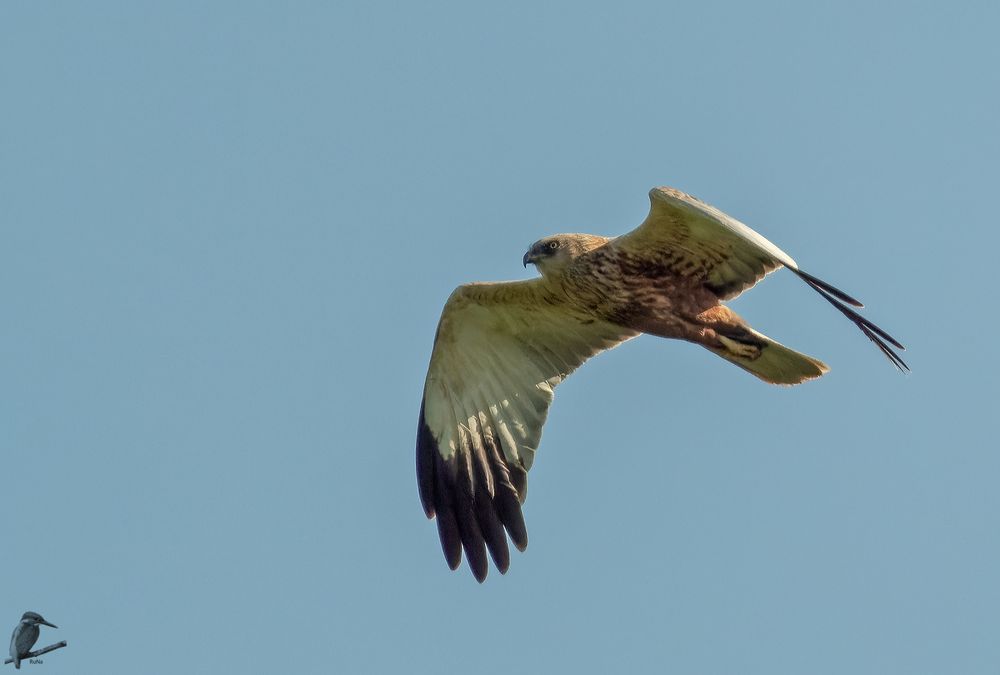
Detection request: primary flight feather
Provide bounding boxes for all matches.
[416,186,906,582]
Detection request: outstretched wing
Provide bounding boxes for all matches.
[613,186,798,300]
[612,186,907,370]
[417,280,637,581]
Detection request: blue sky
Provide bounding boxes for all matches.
[2,2,998,673]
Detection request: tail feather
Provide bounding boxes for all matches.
[711,328,829,385]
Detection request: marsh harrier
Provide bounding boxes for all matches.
[416,186,906,581]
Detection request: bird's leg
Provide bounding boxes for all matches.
[626,305,765,360]
[692,306,765,360]
[716,335,762,359]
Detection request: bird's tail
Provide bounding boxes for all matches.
[709,326,829,385]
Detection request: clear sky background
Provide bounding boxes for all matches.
[2,2,998,674]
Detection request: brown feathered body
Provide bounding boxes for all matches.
[532,234,772,366]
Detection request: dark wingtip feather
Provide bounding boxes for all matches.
[859,323,910,372]
[794,269,865,308]
[795,270,909,373]
[431,452,464,569]
[474,488,510,573]
[417,397,532,580]
[435,509,463,570]
[415,402,437,518]
[455,505,489,582]
[472,472,511,574]
[495,489,528,552]
[509,463,528,504]
[481,434,528,560]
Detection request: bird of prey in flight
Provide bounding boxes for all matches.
[416,186,906,582]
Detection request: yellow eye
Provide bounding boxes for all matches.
[548,241,559,250]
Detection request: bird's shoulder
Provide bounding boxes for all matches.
[432,279,572,347]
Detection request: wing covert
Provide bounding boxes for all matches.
[612,186,799,300]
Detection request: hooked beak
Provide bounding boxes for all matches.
[40,619,57,629]
[522,250,535,268]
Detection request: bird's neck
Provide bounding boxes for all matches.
[534,259,568,280]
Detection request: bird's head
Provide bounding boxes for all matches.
[522,234,609,278]
[20,612,57,629]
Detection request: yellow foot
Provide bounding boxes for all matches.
[718,335,762,360]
